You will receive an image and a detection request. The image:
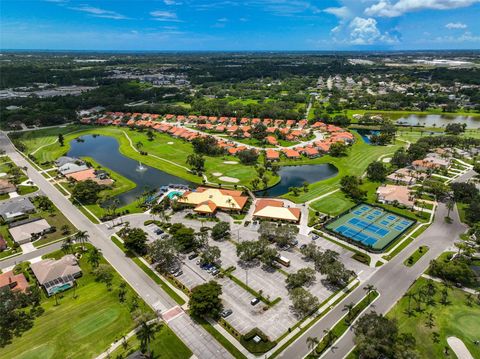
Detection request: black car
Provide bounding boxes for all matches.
[188,253,198,260]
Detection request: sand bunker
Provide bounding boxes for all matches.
[223,161,238,164]
[168,142,174,144]
[219,176,240,183]
[382,157,391,163]
[212,172,223,177]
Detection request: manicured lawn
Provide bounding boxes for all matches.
[108,323,192,359]
[404,246,429,267]
[282,133,402,203]
[0,245,154,359]
[387,277,480,359]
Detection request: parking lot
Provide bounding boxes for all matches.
[142,212,372,340]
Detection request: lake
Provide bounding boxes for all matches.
[68,135,193,206]
[395,114,480,129]
[255,164,338,197]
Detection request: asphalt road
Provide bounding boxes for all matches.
[279,203,467,359]
[0,132,233,359]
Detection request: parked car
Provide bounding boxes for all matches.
[221,309,233,318]
[155,229,164,235]
[196,259,202,265]
[300,244,307,250]
[188,253,198,260]
[211,268,219,276]
[161,234,169,239]
[312,234,319,240]
[291,239,299,246]
[174,270,183,277]
[169,267,180,275]
[250,298,260,306]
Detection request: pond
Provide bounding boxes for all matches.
[355,129,380,144]
[254,164,338,197]
[68,135,193,206]
[395,114,480,129]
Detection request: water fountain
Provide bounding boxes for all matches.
[136,161,147,172]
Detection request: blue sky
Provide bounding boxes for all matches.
[1,0,480,50]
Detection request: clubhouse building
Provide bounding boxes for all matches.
[178,187,248,214]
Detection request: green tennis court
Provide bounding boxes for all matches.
[325,203,415,251]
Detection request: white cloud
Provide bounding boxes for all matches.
[346,17,399,44]
[365,0,480,18]
[164,0,182,5]
[446,22,467,29]
[150,10,182,22]
[323,6,351,19]
[68,6,128,20]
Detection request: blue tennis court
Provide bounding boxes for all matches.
[325,204,415,251]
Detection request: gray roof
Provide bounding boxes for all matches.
[30,254,81,285]
[9,218,51,243]
[58,163,89,175]
[55,156,82,167]
[0,197,35,217]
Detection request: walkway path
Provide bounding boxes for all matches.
[447,337,475,359]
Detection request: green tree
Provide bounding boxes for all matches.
[211,221,230,241]
[189,281,223,319]
[58,133,64,146]
[122,227,148,255]
[366,161,388,182]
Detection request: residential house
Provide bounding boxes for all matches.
[266,149,280,161]
[9,218,52,245]
[58,162,89,176]
[0,271,29,293]
[0,197,36,222]
[0,179,16,195]
[283,149,301,159]
[54,156,83,168]
[30,254,82,296]
[376,184,414,208]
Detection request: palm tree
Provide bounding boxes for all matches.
[306,336,319,354]
[137,321,157,354]
[87,247,102,269]
[61,237,73,254]
[74,230,90,251]
[343,302,355,322]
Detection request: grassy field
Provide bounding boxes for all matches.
[15,126,279,188]
[387,277,480,359]
[0,245,157,359]
[281,132,402,204]
[108,323,192,359]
